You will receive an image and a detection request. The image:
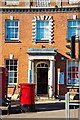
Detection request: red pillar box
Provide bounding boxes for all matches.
[19,83,36,112]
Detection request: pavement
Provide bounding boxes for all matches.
[0,97,79,119]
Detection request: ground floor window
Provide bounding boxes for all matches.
[67,60,79,86]
[5,59,18,84]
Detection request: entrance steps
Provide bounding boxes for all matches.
[35,96,56,101]
[35,95,65,102]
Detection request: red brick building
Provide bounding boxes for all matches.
[0,0,80,98]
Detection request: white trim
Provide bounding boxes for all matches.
[35,61,49,95]
[0,5,79,9]
[6,20,19,40]
[29,55,55,60]
[5,59,18,84]
[32,16,53,44]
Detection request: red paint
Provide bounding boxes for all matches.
[0,67,7,98]
[20,83,35,105]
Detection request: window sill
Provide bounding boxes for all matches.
[33,40,54,43]
[67,86,79,88]
[8,83,18,88]
[5,40,21,43]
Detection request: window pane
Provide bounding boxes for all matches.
[6,20,18,40]
[5,60,18,84]
[6,60,9,65]
[10,66,14,70]
[9,71,14,77]
[14,60,17,65]
[14,78,17,83]
[14,72,17,77]
[36,20,49,40]
[10,60,13,65]
[9,78,14,83]
[68,20,80,39]
[15,33,18,38]
[67,61,79,86]
[15,21,18,26]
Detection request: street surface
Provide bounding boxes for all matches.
[0,99,79,119]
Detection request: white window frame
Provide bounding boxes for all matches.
[69,0,79,4]
[68,20,80,40]
[5,0,19,5]
[67,60,79,86]
[6,20,19,41]
[36,20,50,41]
[36,0,50,7]
[5,59,18,85]
[32,16,54,44]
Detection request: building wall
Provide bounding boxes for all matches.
[0,1,79,96]
[0,0,79,7]
[1,12,79,94]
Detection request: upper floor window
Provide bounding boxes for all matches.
[5,0,19,5]
[69,0,79,4]
[36,21,50,41]
[6,20,19,41]
[5,60,18,84]
[67,60,79,86]
[32,16,54,44]
[36,0,50,7]
[68,20,80,40]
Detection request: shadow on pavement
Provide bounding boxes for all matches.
[35,102,65,112]
[2,102,65,115]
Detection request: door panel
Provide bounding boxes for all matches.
[37,68,48,94]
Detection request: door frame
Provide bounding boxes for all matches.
[35,61,49,95]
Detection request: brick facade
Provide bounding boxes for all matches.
[0,1,80,97]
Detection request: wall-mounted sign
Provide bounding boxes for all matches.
[28,70,32,83]
[58,72,64,84]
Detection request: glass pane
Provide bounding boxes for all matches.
[15,21,18,26]
[36,21,40,28]
[14,78,17,83]
[14,72,17,77]
[44,28,49,38]
[10,66,14,70]
[14,66,17,71]
[9,71,14,77]
[68,21,73,27]
[15,28,18,32]
[8,78,14,83]
[10,60,13,65]
[6,60,9,65]
[44,21,49,26]
[14,60,17,65]
[40,21,44,26]
[6,66,9,70]
[36,29,40,40]
[15,33,18,38]
[40,28,44,39]
[10,21,14,26]
[68,61,79,85]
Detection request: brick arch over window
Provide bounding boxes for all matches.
[32,16,54,44]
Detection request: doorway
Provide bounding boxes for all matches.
[37,63,48,95]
